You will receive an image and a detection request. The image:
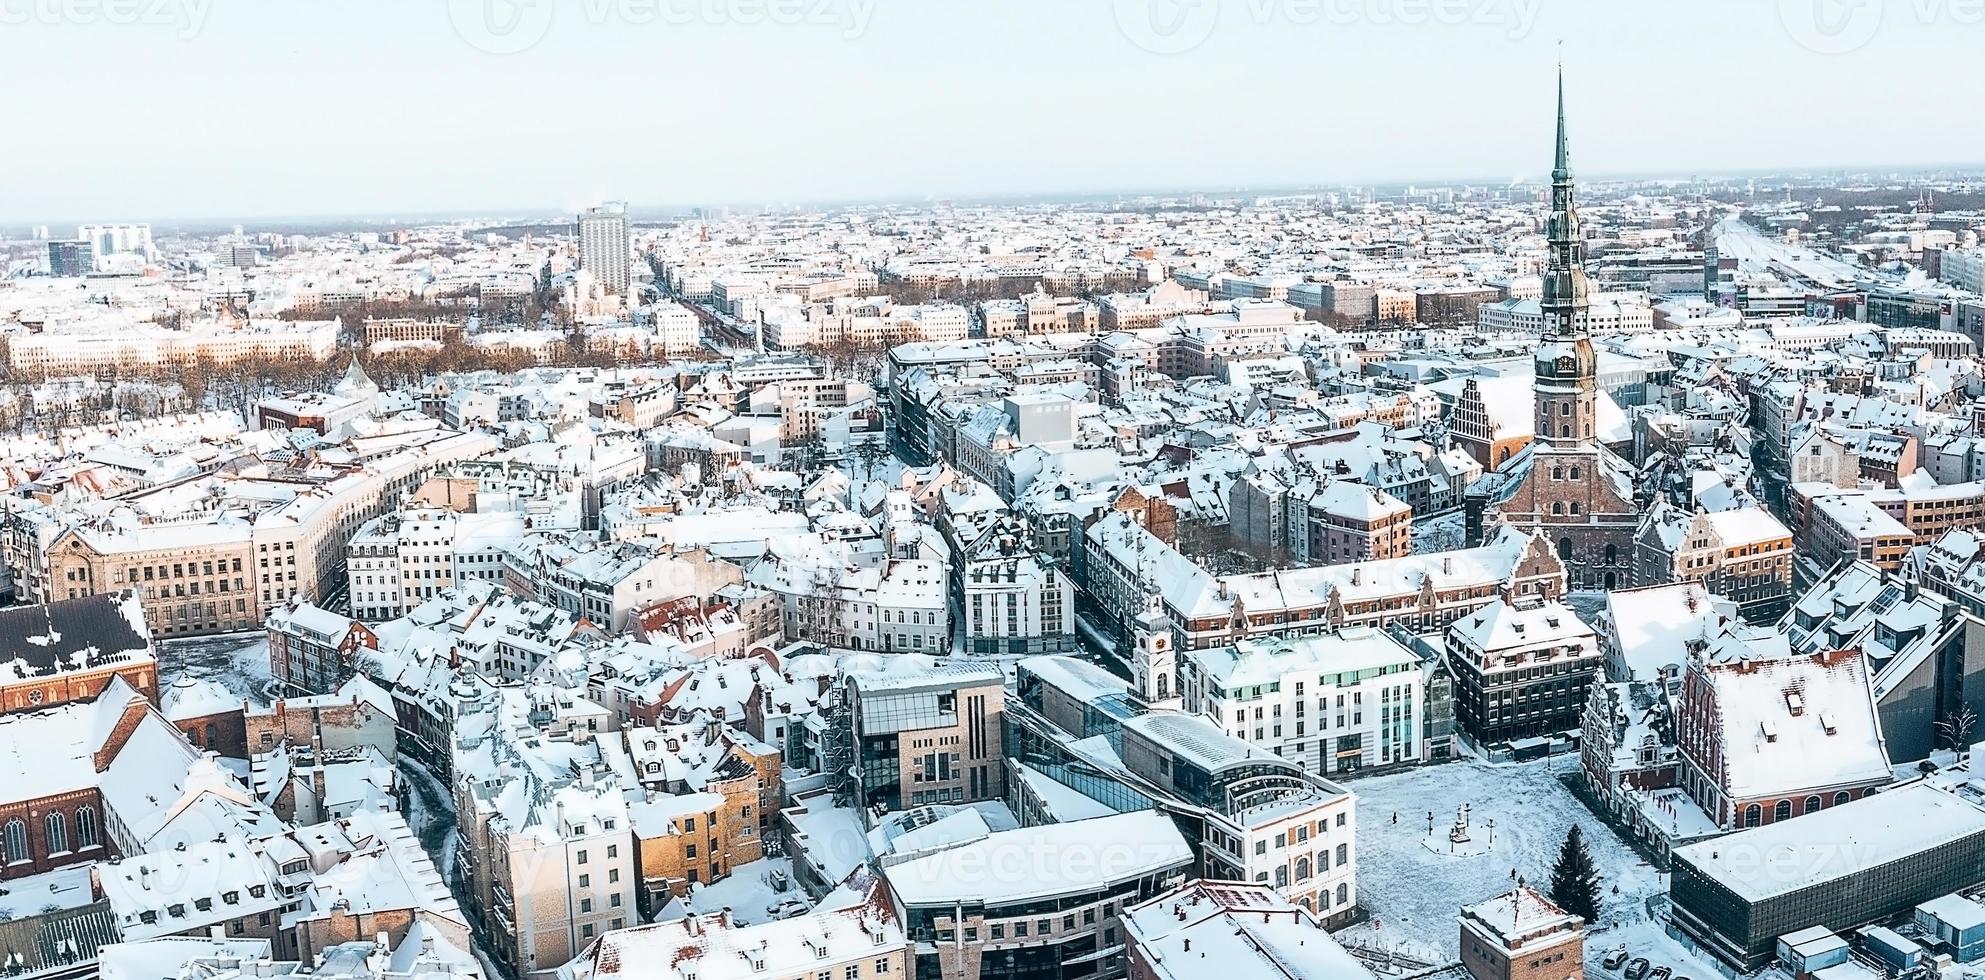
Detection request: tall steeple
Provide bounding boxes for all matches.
[1541,64,1590,339]
[1533,65,1599,450]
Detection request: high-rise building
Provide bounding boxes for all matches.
[47,239,94,277]
[578,202,631,296]
[1464,70,1639,590]
[78,223,154,261]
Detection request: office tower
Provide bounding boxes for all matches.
[47,240,94,277]
[578,203,631,296]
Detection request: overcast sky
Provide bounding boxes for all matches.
[3,0,1981,223]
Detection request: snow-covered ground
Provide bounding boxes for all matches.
[1344,758,1719,979]
[680,857,805,926]
[0,864,96,921]
[1411,511,1466,555]
[157,631,276,708]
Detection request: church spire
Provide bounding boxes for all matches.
[1533,63,1598,451]
[1553,65,1571,181]
[1541,63,1589,339]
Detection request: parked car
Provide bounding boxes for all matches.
[1603,950,1630,971]
[765,898,810,920]
[1626,958,1651,980]
[1648,966,1672,980]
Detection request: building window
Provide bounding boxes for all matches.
[2,819,26,864]
[1774,799,1793,822]
[1744,803,1762,828]
[44,812,67,854]
[1804,795,1821,815]
[77,807,98,849]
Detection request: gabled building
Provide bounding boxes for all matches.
[1675,637,1891,831]
[1445,594,1601,746]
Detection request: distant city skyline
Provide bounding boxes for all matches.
[5,0,1985,223]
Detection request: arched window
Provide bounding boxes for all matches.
[1336,883,1349,906]
[1560,403,1570,415]
[1551,502,1565,516]
[1157,674,1170,700]
[1296,857,1312,881]
[45,811,67,854]
[205,723,219,748]
[1834,791,1852,806]
[1570,466,1582,480]
[1773,800,1792,823]
[1603,544,1617,563]
[1274,866,1289,887]
[1570,502,1582,516]
[2,819,26,864]
[1558,538,1573,561]
[1552,466,1564,480]
[1804,796,1822,815]
[1560,424,1571,438]
[1744,803,1762,828]
[77,807,98,849]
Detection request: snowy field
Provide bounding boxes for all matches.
[1343,758,1721,978]
[681,857,805,926]
[157,632,277,708]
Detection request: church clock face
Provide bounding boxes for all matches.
[1557,356,1574,373]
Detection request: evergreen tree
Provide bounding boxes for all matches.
[1548,824,1603,923]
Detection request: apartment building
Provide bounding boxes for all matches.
[1306,481,1413,563]
[1633,502,1795,622]
[626,720,782,909]
[266,600,381,696]
[347,508,525,622]
[1445,595,1601,746]
[1180,627,1427,774]
[570,887,909,980]
[452,689,637,980]
[7,319,342,375]
[1083,512,1566,653]
[1787,485,1914,572]
[1125,880,1374,980]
